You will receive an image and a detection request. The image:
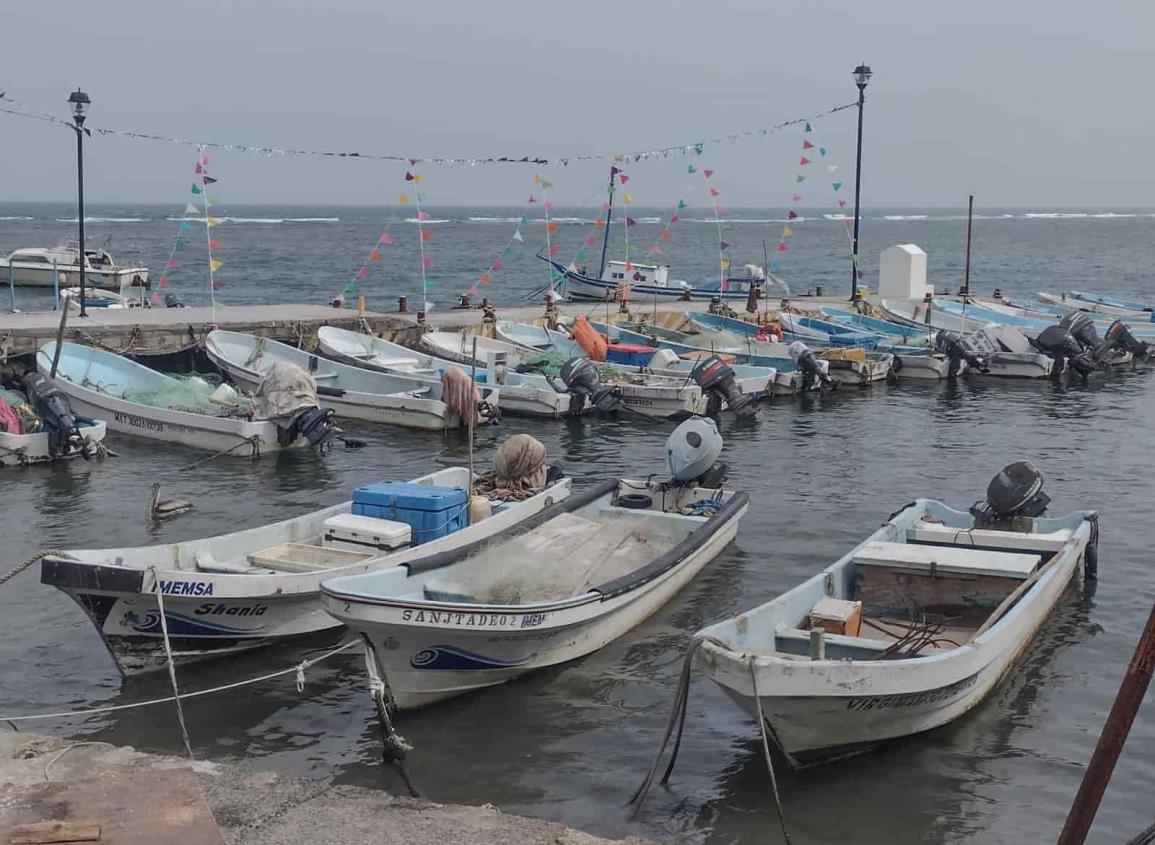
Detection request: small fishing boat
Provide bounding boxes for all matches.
[207,331,499,430]
[0,242,149,289]
[317,326,570,419]
[419,331,524,366]
[41,464,573,675]
[694,462,1097,766]
[819,306,935,346]
[1037,292,1152,319]
[1067,290,1154,315]
[59,286,146,313]
[547,257,758,302]
[322,419,748,709]
[37,341,318,454]
[778,313,881,351]
[880,298,992,334]
[0,376,107,467]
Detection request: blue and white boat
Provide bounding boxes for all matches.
[1037,292,1154,320]
[1068,290,1154,314]
[694,464,1097,765]
[819,306,934,346]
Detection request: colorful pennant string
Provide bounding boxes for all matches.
[466,178,539,298]
[698,165,728,289]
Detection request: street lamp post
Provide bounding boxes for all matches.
[850,64,871,301]
[67,88,91,317]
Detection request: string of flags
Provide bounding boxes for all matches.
[397,161,433,309]
[153,151,223,307]
[619,169,635,273]
[197,151,224,311]
[693,162,729,287]
[647,198,688,258]
[467,179,539,298]
[341,220,396,301]
[0,92,856,167]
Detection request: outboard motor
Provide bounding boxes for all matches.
[558,357,622,415]
[277,406,340,448]
[1034,325,1096,377]
[788,341,836,392]
[1058,312,1102,350]
[665,417,727,488]
[691,355,757,418]
[934,331,989,377]
[22,371,88,458]
[164,292,186,308]
[1104,319,1150,360]
[969,460,1051,532]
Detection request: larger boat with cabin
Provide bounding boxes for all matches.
[0,243,149,288]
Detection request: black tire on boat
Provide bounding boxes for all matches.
[617,493,653,510]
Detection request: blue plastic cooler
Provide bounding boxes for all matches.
[351,481,468,544]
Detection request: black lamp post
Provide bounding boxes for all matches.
[67,88,91,317]
[850,64,871,301]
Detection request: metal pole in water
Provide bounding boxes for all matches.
[963,193,974,297]
[1056,603,1155,845]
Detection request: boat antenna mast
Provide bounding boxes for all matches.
[598,166,617,280]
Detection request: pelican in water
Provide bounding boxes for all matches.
[149,483,194,519]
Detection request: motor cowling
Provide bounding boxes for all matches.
[22,371,87,458]
[691,355,757,418]
[1104,319,1150,359]
[1058,312,1102,350]
[934,331,988,377]
[666,417,727,487]
[559,357,622,415]
[277,405,340,448]
[1034,325,1096,376]
[969,460,1051,531]
[788,341,835,391]
[164,293,186,308]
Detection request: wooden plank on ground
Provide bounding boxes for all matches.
[9,820,101,844]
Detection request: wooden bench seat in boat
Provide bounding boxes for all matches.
[906,522,1071,553]
[247,542,372,573]
[853,540,1040,580]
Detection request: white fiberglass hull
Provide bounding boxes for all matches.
[0,263,149,289]
[41,473,573,675]
[0,420,107,467]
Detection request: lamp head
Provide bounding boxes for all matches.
[853,64,872,89]
[67,88,91,125]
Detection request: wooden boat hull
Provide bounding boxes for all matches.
[0,420,107,467]
[322,481,748,709]
[40,471,573,675]
[696,499,1093,763]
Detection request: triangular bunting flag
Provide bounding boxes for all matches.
[575,248,588,261]
[704,169,714,178]
[532,174,543,185]
[802,139,814,150]
[659,230,672,241]
[369,248,381,261]
[421,256,433,269]
[677,200,687,209]
[625,217,637,227]
[819,147,827,156]
[397,192,410,204]
[799,156,811,165]
[618,173,629,184]
[805,122,812,132]
[150,293,162,305]
[769,259,781,271]
[584,235,597,246]
[543,201,552,211]
[687,165,697,174]
[409,157,421,166]
[420,229,433,241]
[190,183,203,194]
[693,143,704,155]
[547,245,558,255]
[416,210,429,221]
[345,280,359,293]
[158,276,169,287]
[720,241,730,250]
[206,216,220,227]
[709,187,720,197]
[622,193,633,204]
[209,259,223,272]
[212,280,223,290]
[792,193,802,202]
[670,214,680,223]
[480,273,493,284]
[184,202,200,215]
[778,242,787,252]
[782,226,794,237]
[405,171,415,181]
[512,229,524,242]
[501,245,514,259]
[492,258,504,271]
[838,199,847,208]
[195,163,204,174]
[832,181,842,191]
[208,239,221,249]
[202,176,217,184]
[165,257,178,269]
[528,195,537,203]
[788,210,798,219]
[545,221,558,232]
[412,173,423,184]
[358,267,368,278]
[173,239,187,251]
[179,221,191,231]
[594,218,605,228]
[796,175,805,183]
[378,233,392,244]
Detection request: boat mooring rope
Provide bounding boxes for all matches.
[151,567,195,760]
[0,640,361,723]
[0,549,65,588]
[628,637,793,843]
[361,634,420,798]
[174,434,262,472]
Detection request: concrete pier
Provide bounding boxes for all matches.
[0,732,652,845]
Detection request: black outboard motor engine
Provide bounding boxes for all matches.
[1058,312,1102,350]
[22,371,88,458]
[934,331,989,377]
[788,341,836,392]
[1034,325,1096,376]
[558,357,623,415]
[277,406,340,448]
[164,292,186,308]
[1104,319,1150,360]
[691,355,757,418]
[969,460,1051,532]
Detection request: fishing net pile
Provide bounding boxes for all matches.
[123,372,253,416]
[473,433,548,500]
[0,388,40,434]
[251,362,319,422]
[513,350,622,380]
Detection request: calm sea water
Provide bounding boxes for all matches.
[1,203,1154,845]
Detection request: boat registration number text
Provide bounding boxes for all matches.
[401,609,549,628]
[115,412,165,432]
[845,673,978,712]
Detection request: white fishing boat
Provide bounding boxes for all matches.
[207,330,500,430]
[322,419,748,709]
[317,326,569,418]
[880,298,992,333]
[1037,291,1148,319]
[0,243,149,289]
[59,286,145,313]
[818,350,895,385]
[37,341,321,454]
[40,464,573,675]
[961,326,1055,379]
[694,462,1097,766]
[891,351,958,380]
[0,375,108,467]
[419,331,524,366]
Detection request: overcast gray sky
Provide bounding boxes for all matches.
[2,0,1149,208]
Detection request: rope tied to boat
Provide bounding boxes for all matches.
[174,434,261,473]
[360,634,419,798]
[150,566,195,760]
[0,549,67,588]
